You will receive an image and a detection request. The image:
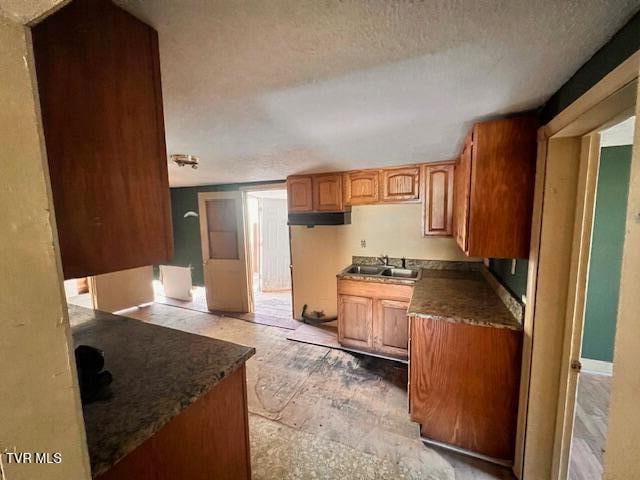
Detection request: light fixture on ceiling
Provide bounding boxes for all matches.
[170,154,199,169]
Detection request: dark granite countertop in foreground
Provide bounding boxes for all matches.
[68,305,255,478]
[407,270,523,330]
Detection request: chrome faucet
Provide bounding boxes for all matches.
[377,254,389,266]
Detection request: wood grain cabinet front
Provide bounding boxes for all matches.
[453,115,537,257]
[337,294,373,350]
[422,163,454,236]
[287,176,314,212]
[381,166,421,202]
[337,279,413,360]
[344,170,379,205]
[32,0,173,279]
[409,316,522,461]
[313,173,344,211]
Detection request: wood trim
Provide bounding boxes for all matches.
[545,50,640,137]
[551,134,601,480]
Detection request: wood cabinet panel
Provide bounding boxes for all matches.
[32,0,172,279]
[287,176,313,212]
[313,173,344,211]
[374,299,409,358]
[338,295,373,350]
[381,166,420,202]
[98,365,251,480]
[423,163,454,236]
[467,116,537,258]
[409,316,522,461]
[344,170,379,205]
[453,116,537,258]
[454,139,472,253]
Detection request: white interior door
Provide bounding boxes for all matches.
[259,197,291,292]
[198,191,250,312]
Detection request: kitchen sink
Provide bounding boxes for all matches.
[346,265,386,275]
[341,264,421,281]
[380,268,419,279]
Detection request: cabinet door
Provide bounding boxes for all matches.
[287,176,313,212]
[373,299,409,359]
[423,164,454,236]
[453,137,472,253]
[338,295,373,350]
[313,173,344,211]
[344,170,379,205]
[381,166,420,202]
[32,0,172,279]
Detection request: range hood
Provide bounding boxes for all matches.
[288,211,351,226]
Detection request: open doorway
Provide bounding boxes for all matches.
[568,116,634,480]
[244,187,293,322]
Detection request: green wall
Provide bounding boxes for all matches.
[581,146,632,362]
[165,180,283,286]
[489,258,529,299]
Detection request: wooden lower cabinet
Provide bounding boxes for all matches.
[374,299,410,357]
[337,279,413,359]
[409,316,522,461]
[338,295,373,350]
[98,366,251,480]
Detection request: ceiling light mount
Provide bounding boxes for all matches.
[170,154,199,169]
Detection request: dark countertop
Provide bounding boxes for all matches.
[68,305,255,477]
[407,269,523,330]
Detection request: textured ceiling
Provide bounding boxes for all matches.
[117,0,640,187]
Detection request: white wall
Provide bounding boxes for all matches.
[0,14,91,480]
[290,203,473,318]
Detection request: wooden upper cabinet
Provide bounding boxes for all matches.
[287,176,313,212]
[344,170,379,205]
[422,163,454,236]
[454,116,537,258]
[313,173,344,212]
[381,166,420,202]
[32,0,172,279]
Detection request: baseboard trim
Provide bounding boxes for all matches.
[420,436,513,467]
[581,358,613,375]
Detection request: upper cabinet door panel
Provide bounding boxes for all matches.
[313,173,344,211]
[32,0,172,279]
[344,170,379,205]
[287,176,313,212]
[381,166,420,202]
[423,164,454,236]
[454,136,473,253]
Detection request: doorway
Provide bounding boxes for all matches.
[568,116,634,480]
[244,187,293,321]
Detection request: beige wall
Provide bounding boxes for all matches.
[603,80,640,479]
[91,266,155,313]
[0,14,90,480]
[290,203,473,318]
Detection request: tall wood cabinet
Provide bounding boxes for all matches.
[33,0,173,279]
[422,163,454,236]
[453,116,537,258]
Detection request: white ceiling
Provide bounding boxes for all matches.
[117,0,640,187]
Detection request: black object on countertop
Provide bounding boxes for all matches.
[75,345,113,404]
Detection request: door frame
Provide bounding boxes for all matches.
[238,182,290,314]
[515,50,640,480]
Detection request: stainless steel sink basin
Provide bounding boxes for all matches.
[341,264,421,281]
[380,268,419,279]
[346,265,386,275]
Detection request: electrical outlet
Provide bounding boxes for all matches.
[360,240,366,248]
